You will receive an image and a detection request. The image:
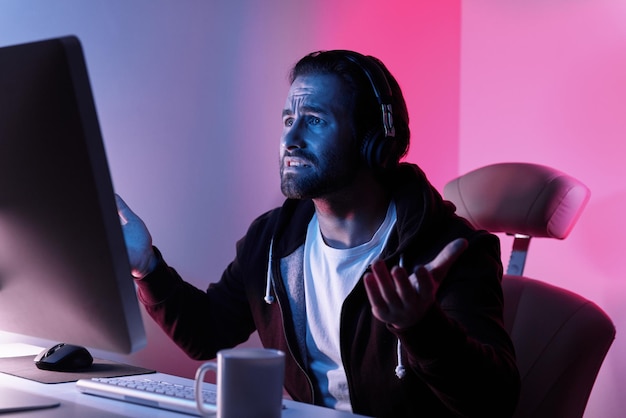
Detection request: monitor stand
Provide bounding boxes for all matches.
[0,342,60,412]
[0,385,60,413]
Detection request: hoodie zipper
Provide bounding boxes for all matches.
[268,250,317,404]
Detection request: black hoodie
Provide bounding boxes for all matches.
[136,163,520,417]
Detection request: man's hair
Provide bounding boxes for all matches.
[289,50,410,169]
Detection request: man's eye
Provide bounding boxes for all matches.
[309,117,322,125]
[284,118,294,127]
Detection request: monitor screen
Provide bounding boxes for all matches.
[0,36,146,354]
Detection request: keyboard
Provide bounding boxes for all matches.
[76,375,217,416]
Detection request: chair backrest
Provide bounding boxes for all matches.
[443,162,591,275]
[443,162,615,418]
[502,275,615,418]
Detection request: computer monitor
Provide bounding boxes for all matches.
[0,36,146,354]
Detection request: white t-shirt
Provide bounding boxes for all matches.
[303,202,397,412]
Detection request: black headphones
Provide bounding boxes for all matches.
[337,51,399,170]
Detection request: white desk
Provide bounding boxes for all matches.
[0,344,369,418]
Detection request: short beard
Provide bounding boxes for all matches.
[280,148,361,200]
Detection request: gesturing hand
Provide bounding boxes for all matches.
[363,238,468,329]
[115,194,158,279]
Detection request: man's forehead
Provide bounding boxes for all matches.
[284,74,349,110]
[287,84,315,101]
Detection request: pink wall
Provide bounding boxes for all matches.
[460,1,626,417]
[0,0,462,380]
[310,0,462,191]
[7,1,621,416]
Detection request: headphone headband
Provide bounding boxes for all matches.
[338,51,396,139]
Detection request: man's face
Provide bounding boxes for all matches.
[280,73,361,200]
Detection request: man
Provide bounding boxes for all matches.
[117,50,520,417]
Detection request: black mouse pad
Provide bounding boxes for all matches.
[0,355,155,384]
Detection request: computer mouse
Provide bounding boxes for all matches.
[34,343,93,372]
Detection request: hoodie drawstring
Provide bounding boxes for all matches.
[264,239,275,304]
[395,255,406,379]
[263,238,406,379]
[395,341,406,379]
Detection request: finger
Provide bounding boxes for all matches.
[425,238,468,278]
[115,194,131,224]
[390,266,419,303]
[370,260,404,307]
[364,273,384,306]
[115,193,128,211]
[364,273,391,321]
[413,265,434,299]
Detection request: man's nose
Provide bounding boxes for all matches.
[281,120,305,150]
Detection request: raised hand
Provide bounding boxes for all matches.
[115,194,158,279]
[363,238,468,329]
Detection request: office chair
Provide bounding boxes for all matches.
[443,162,615,418]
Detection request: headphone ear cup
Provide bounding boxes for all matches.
[361,127,381,169]
[361,127,398,170]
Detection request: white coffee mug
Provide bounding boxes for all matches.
[195,348,285,418]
